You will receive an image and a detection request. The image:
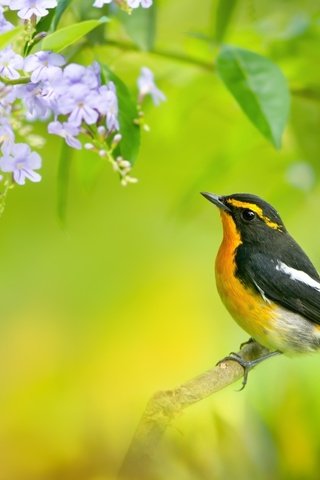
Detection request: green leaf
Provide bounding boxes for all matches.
[36,0,73,33]
[33,7,55,35]
[51,0,73,30]
[101,65,140,163]
[24,0,73,55]
[57,141,72,225]
[118,2,156,50]
[214,0,238,43]
[41,18,108,52]
[216,46,290,148]
[24,11,55,56]
[0,26,24,49]
[77,0,111,44]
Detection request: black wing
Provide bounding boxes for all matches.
[236,249,320,325]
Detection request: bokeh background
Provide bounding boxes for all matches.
[2,0,320,479]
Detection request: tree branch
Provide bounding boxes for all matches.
[117,341,273,480]
[104,39,320,101]
[104,39,215,72]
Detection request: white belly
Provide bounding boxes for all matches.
[269,306,320,354]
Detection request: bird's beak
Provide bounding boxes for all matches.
[201,192,231,212]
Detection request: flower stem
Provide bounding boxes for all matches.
[104,39,320,101]
[105,39,215,72]
[0,180,13,219]
[0,76,31,86]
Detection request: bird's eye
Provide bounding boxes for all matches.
[241,209,256,222]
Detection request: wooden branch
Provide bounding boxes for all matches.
[118,341,272,480]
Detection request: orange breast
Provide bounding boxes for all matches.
[215,211,275,347]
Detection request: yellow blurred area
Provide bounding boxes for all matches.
[2,0,320,479]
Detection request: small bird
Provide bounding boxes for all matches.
[202,192,320,386]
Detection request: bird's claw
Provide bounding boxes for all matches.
[239,337,254,350]
[216,349,281,390]
[216,352,254,390]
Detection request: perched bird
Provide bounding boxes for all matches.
[202,192,320,386]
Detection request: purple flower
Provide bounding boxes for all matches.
[98,82,119,131]
[88,61,101,86]
[61,63,99,90]
[0,83,18,113]
[93,0,112,7]
[37,77,61,113]
[0,119,14,144]
[137,67,166,105]
[59,86,99,126]
[0,143,41,185]
[48,121,82,149]
[128,0,152,8]
[0,47,23,80]
[9,0,58,19]
[16,83,51,120]
[24,51,65,83]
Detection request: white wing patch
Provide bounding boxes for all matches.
[252,278,271,303]
[276,261,320,292]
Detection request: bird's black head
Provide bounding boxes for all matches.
[201,192,287,245]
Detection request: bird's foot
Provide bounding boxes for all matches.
[216,350,281,391]
[239,337,254,350]
[216,352,254,390]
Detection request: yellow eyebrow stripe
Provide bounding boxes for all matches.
[226,199,281,230]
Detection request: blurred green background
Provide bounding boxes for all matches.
[2,0,320,479]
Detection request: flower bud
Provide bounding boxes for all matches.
[98,125,106,136]
[126,176,138,184]
[113,133,122,144]
[119,160,131,169]
[84,143,94,150]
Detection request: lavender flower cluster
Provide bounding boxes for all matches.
[0,48,122,184]
[1,0,153,23]
[0,0,163,188]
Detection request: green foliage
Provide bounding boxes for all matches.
[214,0,239,43]
[23,1,74,55]
[41,18,108,52]
[117,2,156,50]
[35,0,72,34]
[101,65,141,164]
[0,25,24,49]
[216,46,290,148]
[51,0,74,30]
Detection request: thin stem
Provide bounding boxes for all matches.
[290,87,320,102]
[104,39,320,101]
[0,76,31,86]
[105,39,215,72]
[0,181,13,219]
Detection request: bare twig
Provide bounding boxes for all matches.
[118,341,274,480]
[104,39,215,72]
[104,39,320,102]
